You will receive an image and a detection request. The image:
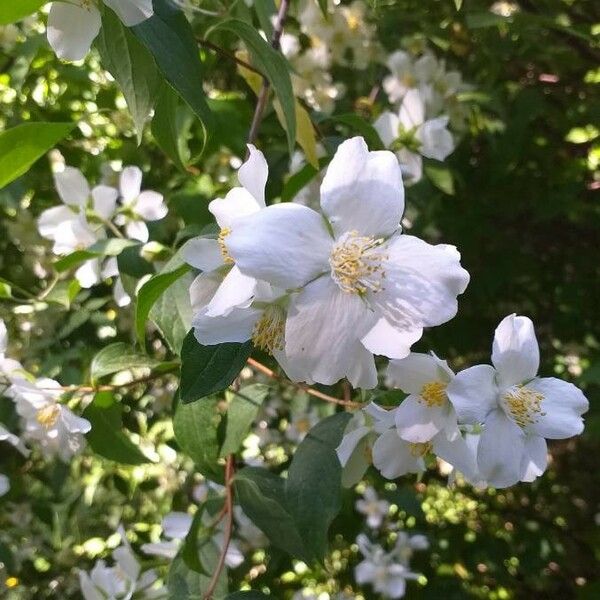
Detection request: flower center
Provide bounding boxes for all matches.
[346,13,361,31]
[420,381,448,407]
[409,441,432,457]
[502,385,545,428]
[36,404,60,429]
[251,305,285,354]
[329,230,387,294]
[218,228,234,264]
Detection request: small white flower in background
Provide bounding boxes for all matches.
[0,24,19,52]
[0,474,9,497]
[375,89,455,183]
[383,50,418,104]
[285,407,321,443]
[114,166,167,243]
[80,533,166,600]
[227,136,469,387]
[355,533,420,598]
[47,0,154,61]
[356,486,390,529]
[447,314,589,488]
[392,531,429,565]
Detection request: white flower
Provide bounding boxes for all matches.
[7,377,91,462]
[386,352,459,443]
[447,314,589,488]
[356,486,390,529]
[392,532,429,565]
[0,474,9,497]
[47,0,154,62]
[383,50,417,104]
[355,534,419,598]
[80,536,165,600]
[184,145,267,320]
[375,89,455,183]
[0,423,30,457]
[227,137,469,387]
[114,167,167,243]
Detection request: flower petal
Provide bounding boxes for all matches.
[446,364,499,424]
[374,111,400,148]
[227,203,332,289]
[189,272,221,313]
[399,89,425,129]
[492,314,540,387]
[418,116,454,161]
[182,238,223,272]
[37,205,76,239]
[134,191,167,221]
[386,351,453,394]
[192,306,260,345]
[433,432,480,483]
[237,144,268,206]
[361,318,423,360]
[91,185,118,220]
[320,137,404,239]
[520,435,547,482]
[285,276,378,388]
[120,166,143,203]
[209,187,263,231]
[54,167,90,206]
[162,512,193,540]
[205,265,256,317]
[47,2,101,61]
[104,0,154,26]
[394,395,449,443]
[372,429,424,479]
[477,409,524,488]
[525,377,588,439]
[125,220,149,243]
[75,259,102,288]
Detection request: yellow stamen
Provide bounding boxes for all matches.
[36,404,60,428]
[346,13,361,31]
[252,305,285,355]
[409,441,432,457]
[218,227,234,264]
[329,230,387,295]
[420,381,448,407]
[503,385,545,428]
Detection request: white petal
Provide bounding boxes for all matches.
[54,166,90,206]
[104,0,154,26]
[192,306,260,345]
[361,318,422,360]
[61,407,91,433]
[227,203,332,290]
[320,137,404,239]
[125,220,149,242]
[336,424,371,467]
[204,265,256,317]
[189,272,222,313]
[47,2,101,61]
[37,205,76,239]
[162,512,193,540]
[134,191,167,221]
[394,394,449,443]
[209,187,263,230]
[370,234,470,330]
[76,259,102,288]
[79,570,104,600]
[399,89,425,129]
[446,364,499,424]
[113,277,131,307]
[91,185,118,220]
[492,314,540,387]
[237,144,268,206]
[0,320,6,355]
[520,435,547,482]
[372,429,424,479]
[101,256,119,278]
[418,116,455,161]
[373,111,401,148]
[433,432,480,483]
[525,377,588,439]
[140,541,179,559]
[285,276,378,388]
[397,149,423,183]
[120,166,143,203]
[477,409,524,488]
[386,352,453,394]
[341,434,373,488]
[182,238,223,272]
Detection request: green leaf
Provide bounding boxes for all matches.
[227,593,271,599]
[180,330,253,403]
[424,164,455,195]
[132,0,213,139]
[0,0,45,25]
[135,263,189,346]
[83,394,150,465]
[90,342,160,382]
[151,83,193,171]
[209,19,296,156]
[253,0,276,39]
[324,114,384,150]
[167,545,228,599]
[96,7,160,144]
[285,412,351,561]
[181,507,210,576]
[317,0,329,18]
[53,238,138,272]
[0,122,74,189]
[173,395,224,482]
[220,384,268,457]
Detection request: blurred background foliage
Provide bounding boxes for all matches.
[0,0,598,598]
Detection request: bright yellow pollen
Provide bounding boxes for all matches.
[5,577,19,588]
[36,404,60,428]
[218,227,234,264]
[503,385,545,428]
[420,381,448,407]
[329,231,387,295]
[346,13,361,31]
[409,441,432,457]
[252,305,285,355]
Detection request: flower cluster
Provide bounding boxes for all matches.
[37,165,167,306]
[338,314,588,489]
[185,136,470,388]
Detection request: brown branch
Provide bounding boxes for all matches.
[203,455,235,600]
[197,38,265,77]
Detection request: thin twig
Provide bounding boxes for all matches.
[197,38,265,77]
[203,455,235,600]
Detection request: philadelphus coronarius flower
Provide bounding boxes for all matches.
[47,0,154,61]
[447,314,589,488]
[223,137,469,387]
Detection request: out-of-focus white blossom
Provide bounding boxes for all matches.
[355,486,390,529]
